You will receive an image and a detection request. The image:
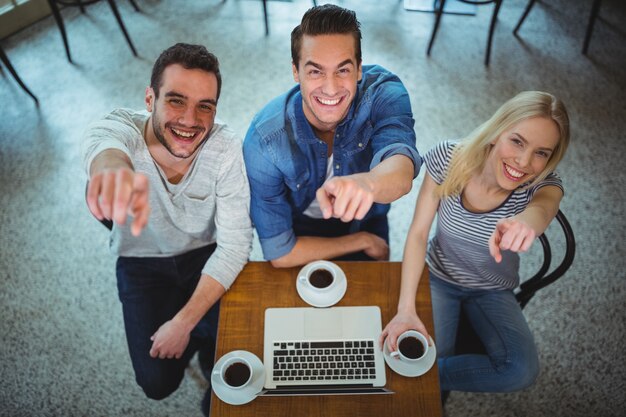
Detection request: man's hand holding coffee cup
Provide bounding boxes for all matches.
[380,311,431,355]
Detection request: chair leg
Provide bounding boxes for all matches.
[312,0,317,6]
[0,47,39,105]
[77,0,86,14]
[128,0,140,12]
[582,0,602,55]
[427,0,446,56]
[262,0,269,36]
[106,0,138,56]
[484,0,502,66]
[46,0,73,63]
[513,0,536,36]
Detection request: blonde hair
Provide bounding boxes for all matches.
[438,91,570,198]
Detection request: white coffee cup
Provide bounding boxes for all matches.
[213,356,253,389]
[298,263,336,292]
[391,330,429,362]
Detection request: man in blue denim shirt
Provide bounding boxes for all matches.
[244,4,422,267]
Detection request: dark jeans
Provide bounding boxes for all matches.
[293,214,389,261]
[116,244,219,400]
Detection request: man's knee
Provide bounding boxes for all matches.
[136,370,183,400]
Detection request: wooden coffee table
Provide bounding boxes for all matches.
[210,261,442,417]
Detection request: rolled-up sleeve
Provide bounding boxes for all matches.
[201,140,253,289]
[368,75,422,178]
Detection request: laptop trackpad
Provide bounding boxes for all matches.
[304,309,342,338]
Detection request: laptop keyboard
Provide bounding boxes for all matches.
[271,340,377,383]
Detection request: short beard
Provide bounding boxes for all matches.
[152,116,209,159]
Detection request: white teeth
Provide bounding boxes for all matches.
[505,164,525,178]
[318,97,340,105]
[172,128,195,138]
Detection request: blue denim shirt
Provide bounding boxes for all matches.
[243,65,422,260]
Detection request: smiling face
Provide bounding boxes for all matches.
[293,34,362,135]
[145,64,218,161]
[485,116,561,190]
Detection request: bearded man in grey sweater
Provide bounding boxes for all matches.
[82,43,252,415]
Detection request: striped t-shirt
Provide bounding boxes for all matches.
[424,140,563,290]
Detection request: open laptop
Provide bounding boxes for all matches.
[259,306,393,396]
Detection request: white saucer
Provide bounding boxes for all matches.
[383,337,437,377]
[211,350,265,405]
[296,260,347,308]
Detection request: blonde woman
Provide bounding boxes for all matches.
[380,91,570,394]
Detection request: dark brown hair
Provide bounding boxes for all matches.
[150,43,222,100]
[291,4,362,68]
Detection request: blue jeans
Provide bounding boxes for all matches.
[116,244,219,400]
[430,273,539,392]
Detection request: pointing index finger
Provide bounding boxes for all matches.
[86,176,104,220]
[316,185,334,219]
[489,229,502,263]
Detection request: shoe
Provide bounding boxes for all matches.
[201,388,212,417]
[198,338,216,382]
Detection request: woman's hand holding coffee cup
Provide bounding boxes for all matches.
[393,330,430,362]
[379,311,431,356]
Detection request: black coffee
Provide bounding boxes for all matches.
[309,269,334,289]
[224,362,251,387]
[399,336,425,359]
